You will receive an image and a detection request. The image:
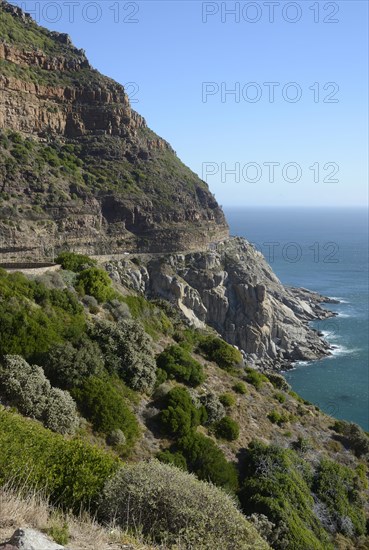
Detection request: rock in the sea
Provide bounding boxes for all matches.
[0,528,67,550]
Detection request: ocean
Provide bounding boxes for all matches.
[225,207,369,431]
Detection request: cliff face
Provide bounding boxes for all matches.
[105,238,336,370]
[0,1,335,367]
[0,0,228,258]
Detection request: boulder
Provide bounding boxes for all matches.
[0,528,67,550]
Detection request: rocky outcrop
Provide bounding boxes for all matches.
[0,528,66,550]
[106,237,336,370]
[0,1,228,259]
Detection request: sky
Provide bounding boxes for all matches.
[10,0,369,208]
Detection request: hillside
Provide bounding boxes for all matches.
[0,0,228,259]
[0,257,368,549]
[0,2,368,549]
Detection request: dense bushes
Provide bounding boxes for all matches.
[99,460,268,549]
[215,416,240,441]
[0,407,119,512]
[159,387,203,436]
[56,251,97,272]
[89,319,156,392]
[198,336,242,370]
[156,345,205,387]
[313,459,366,536]
[156,449,188,470]
[178,432,238,492]
[266,372,291,392]
[76,267,115,303]
[0,269,85,358]
[72,375,139,449]
[43,335,103,389]
[0,355,78,435]
[158,387,237,492]
[239,442,335,549]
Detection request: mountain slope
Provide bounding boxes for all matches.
[0,0,228,259]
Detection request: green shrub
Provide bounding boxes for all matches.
[215,416,240,441]
[43,335,103,389]
[288,390,305,403]
[0,270,85,359]
[267,410,289,426]
[291,436,312,454]
[266,372,291,392]
[0,407,119,512]
[56,251,97,272]
[122,295,173,338]
[76,268,115,303]
[219,392,236,407]
[156,345,205,387]
[155,368,167,387]
[89,319,156,392]
[274,392,286,403]
[0,355,78,435]
[332,421,369,458]
[159,387,201,437]
[106,429,126,448]
[198,336,242,370]
[99,460,268,549]
[313,459,366,537]
[233,381,247,394]
[245,368,268,390]
[199,392,225,424]
[46,521,69,546]
[239,441,333,550]
[104,298,131,321]
[43,387,79,435]
[178,432,238,492]
[72,375,139,449]
[156,449,187,470]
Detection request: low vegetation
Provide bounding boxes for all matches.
[198,336,242,370]
[0,355,78,435]
[215,416,240,441]
[0,407,119,512]
[156,344,205,387]
[99,460,267,549]
[245,368,269,390]
[72,375,140,450]
[0,252,367,549]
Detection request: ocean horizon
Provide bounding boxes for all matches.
[225,206,369,431]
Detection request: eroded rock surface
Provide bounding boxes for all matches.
[106,238,336,370]
[0,0,228,259]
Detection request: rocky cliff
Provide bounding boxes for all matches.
[0,0,228,259]
[0,1,337,368]
[105,237,337,370]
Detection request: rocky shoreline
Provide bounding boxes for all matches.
[103,236,338,372]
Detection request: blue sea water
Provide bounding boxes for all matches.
[225,207,369,430]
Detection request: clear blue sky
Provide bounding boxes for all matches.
[12,0,368,207]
